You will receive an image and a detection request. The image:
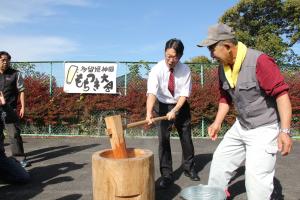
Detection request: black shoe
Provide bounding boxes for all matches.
[159,176,173,189]
[184,169,200,181]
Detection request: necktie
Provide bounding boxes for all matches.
[168,68,175,96]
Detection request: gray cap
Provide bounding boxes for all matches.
[197,23,235,47]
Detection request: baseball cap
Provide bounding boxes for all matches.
[197,23,235,47]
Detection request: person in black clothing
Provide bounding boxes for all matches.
[146,39,200,188]
[0,51,29,168]
[0,91,30,184]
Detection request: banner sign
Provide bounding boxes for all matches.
[64,62,117,94]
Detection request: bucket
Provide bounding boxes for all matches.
[92,148,154,200]
[180,184,226,200]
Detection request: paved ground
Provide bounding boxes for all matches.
[0,137,299,200]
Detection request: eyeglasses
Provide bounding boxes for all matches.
[165,55,179,61]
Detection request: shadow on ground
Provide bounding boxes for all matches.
[155,153,213,200]
[0,143,98,200]
[2,138,298,200]
[228,166,284,200]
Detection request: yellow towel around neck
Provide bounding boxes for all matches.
[224,41,247,88]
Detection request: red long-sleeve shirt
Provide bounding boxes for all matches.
[219,54,289,104]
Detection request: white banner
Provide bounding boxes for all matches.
[64,62,117,94]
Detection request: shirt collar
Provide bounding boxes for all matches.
[163,61,180,72]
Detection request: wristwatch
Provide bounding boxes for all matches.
[279,128,292,137]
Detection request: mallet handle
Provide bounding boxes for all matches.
[125,115,168,129]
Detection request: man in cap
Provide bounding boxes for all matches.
[197,23,292,199]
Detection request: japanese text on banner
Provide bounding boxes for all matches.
[64,63,117,94]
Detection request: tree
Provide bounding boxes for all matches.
[11,62,36,77]
[220,0,300,66]
[127,60,151,80]
[185,56,214,74]
[187,56,212,64]
[24,73,52,126]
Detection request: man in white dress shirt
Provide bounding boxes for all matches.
[146,38,200,188]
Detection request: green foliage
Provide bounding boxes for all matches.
[11,62,36,77]
[220,0,300,65]
[284,0,300,46]
[128,60,151,80]
[185,56,213,74]
[187,56,212,64]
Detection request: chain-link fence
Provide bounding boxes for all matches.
[11,61,300,138]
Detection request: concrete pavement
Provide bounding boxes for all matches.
[1,137,299,200]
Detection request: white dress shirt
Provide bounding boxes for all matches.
[147,60,192,104]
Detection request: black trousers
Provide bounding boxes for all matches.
[0,105,25,159]
[155,101,195,178]
[0,152,30,184]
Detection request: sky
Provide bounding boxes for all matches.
[0,0,240,63]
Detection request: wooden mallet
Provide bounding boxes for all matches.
[105,115,168,159]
